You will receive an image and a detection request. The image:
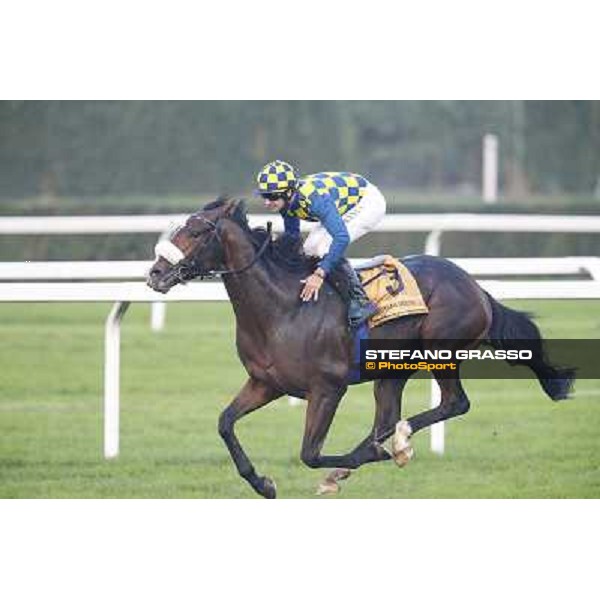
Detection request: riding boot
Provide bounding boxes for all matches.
[327,259,378,328]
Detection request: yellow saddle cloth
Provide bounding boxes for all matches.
[358,255,429,328]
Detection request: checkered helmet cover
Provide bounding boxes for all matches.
[256,160,298,193]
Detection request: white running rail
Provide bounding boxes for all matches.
[2,213,600,236]
[1,256,598,281]
[3,212,600,330]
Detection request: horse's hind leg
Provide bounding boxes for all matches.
[218,378,282,499]
[392,370,470,467]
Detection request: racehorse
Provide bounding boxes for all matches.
[147,197,575,498]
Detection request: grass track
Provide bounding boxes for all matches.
[0,300,599,498]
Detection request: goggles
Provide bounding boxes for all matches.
[261,192,287,202]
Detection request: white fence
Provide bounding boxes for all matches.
[2,255,600,332]
[3,212,600,235]
[3,211,600,264]
[2,256,599,281]
[3,213,600,259]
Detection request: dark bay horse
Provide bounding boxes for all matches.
[147,197,575,498]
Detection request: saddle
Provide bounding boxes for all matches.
[356,255,429,328]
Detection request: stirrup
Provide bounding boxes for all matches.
[348,301,378,328]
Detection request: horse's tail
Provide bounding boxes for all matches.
[484,292,575,401]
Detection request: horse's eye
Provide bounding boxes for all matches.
[190,230,202,238]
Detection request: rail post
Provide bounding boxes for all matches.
[424,231,445,453]
[104,301,130,459]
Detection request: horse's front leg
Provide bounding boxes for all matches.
[218,378,282,498]
[318,377,411,494]
[300,382,390,474]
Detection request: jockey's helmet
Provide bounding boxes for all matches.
[256,160,297,195]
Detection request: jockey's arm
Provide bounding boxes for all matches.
[311,194,350,275]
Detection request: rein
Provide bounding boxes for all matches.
[169,217,273,282]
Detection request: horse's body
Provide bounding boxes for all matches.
[148,198,574,498]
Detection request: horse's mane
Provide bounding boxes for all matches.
[202,196,317,274]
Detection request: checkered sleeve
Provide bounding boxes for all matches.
[310,194,350,274]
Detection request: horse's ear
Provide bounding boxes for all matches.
[225,198,243,212]
[226,198,247,218]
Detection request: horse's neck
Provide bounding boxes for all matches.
[220,225,291,332]
[223,269,277,315]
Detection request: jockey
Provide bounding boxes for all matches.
[256,159,387,328]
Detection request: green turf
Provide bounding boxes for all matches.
[0,300,599,498]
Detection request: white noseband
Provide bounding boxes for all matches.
[155,240,185,265]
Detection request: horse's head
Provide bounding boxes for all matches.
[147,197,245,293]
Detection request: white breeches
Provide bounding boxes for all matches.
[302,183,387,258]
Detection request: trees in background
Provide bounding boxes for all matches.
[0,101,598,198]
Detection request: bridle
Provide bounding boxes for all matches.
[160,215,273,283]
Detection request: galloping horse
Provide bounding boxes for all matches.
[147,197,574,498]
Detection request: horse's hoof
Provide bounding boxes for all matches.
[392,420,414,468]
[316,468,352,495]
[316,480,340,495]
[329,468,352,482]
[259,476,277,499]
[393,446,415,468]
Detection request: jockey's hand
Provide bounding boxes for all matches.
[300,268,326,302]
